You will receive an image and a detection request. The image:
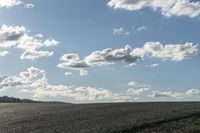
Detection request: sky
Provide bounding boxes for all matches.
[0,0,199,103]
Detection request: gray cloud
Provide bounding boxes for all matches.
[85,45,143,65]
[0,67,44,91]
[58,53,90,70]
[0,25,59,60]
[58,42,198,75]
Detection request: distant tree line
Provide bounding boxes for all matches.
[0,96,39,103]
[0,96,67,103]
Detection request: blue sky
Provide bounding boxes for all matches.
[0,0,199,102]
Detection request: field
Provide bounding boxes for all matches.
[0,102,199,133]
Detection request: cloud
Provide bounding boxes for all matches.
[0,0,22,8]
[80,69,88,76]
[0,25,59,60]
[149,91,183,98]
[0,51,9,57]
[24,3,34,9]
[65,72,72,76]
[20,50,54,60]
[58,53,90,70]
[0,67,44,91]
[17,35,59,50]
[150,63,159,68]
[113,27,129,35]
[0,25,26,48]
[137,26,147,32]
[185,89,200,96]
[30,82,130,102]
[85,45,143,65]
[58,42,198,75]
[107,0,200,18]
[0,0,34,9]
[0,67,130,102]
[127,81,150,95]
[144,42,198,61]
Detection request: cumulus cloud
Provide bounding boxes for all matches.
[0,0,34,9]
[107,0,200,18]
[113,27,129,35]
[0,51,9,57]
[149,91,183,99]
[58,42,198,75]
[30,82,130,102]
[85,45,143,65]
[185,89,200,96]
[127,81,150,95]
[58,53,90,70]
[0,67,44,91]
[58,45,144,75]
[0,25,26,48]
[144,42,198,61]
[0,25,59,60]
[0,67,130,102]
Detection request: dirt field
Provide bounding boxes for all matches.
[0,102,199,133]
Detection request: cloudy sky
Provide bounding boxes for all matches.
[0,0,199,103]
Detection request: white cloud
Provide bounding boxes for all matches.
[113,27,129,35]
[0,25,59,60]
[107,0,200,18]
[185,89,200,96]
[24,3,34,9]
[0,0,22,8]
[149,91,183,99]
[0,67,44,91]
[127,81,150,95]
[80,69,88,76]
[150,63,159,68]
[0,0,34,9]
[0,51,9,57]
[144,42,198,61]
[0,67,130,102]
[58,53,90,76]
[20,50,54,60]
[31,83,130,102]
[17,35,59,50]
[137,26,147,32]
[43,38,59,47]
[34,34,44,38]
[0,25,26,48]
[58,42,198,75]
[65,72,72,76]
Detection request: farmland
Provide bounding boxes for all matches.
[0,102,199,133]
